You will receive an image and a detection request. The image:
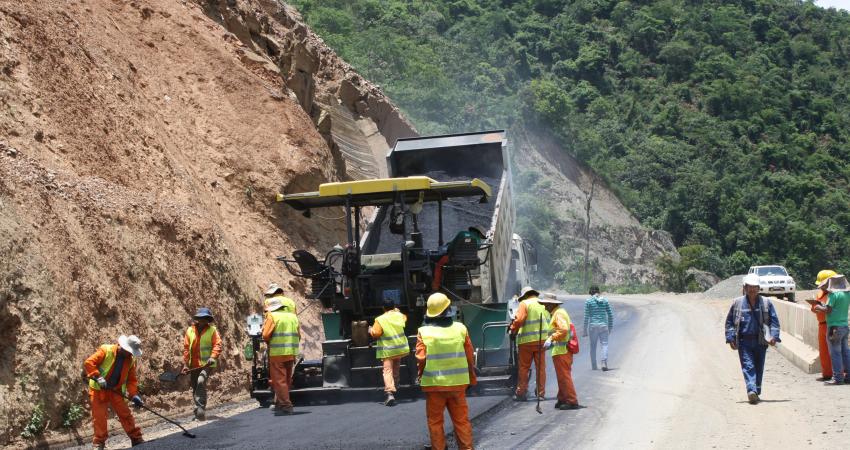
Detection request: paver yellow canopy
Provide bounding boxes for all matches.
[276,176,492,211]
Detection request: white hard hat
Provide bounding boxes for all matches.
[742,274,761,287]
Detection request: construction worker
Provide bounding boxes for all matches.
[83,335,144,449]
[264,283,297,314]
[814,273,850,385]
[181,307,222,420]
[810,269,837,381]
[262,296,300,415]
[509,286,549,401]
[369,297,409,406]
[416,292,476,450]
[725,274,781,404]
[540,297,580,410]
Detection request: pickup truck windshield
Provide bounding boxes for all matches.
[756,266,788,276]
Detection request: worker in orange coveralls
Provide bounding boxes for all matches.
[262,296,300,415]
[509,286,550,401]
[540,296,580,410]
[416,293,477,450]
[811,270,837,381]
[181,307,222,420]
[369,297,409,406]
[84,335,145,449]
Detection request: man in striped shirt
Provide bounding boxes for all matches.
[583,286,613,371]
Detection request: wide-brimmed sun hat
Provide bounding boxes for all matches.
[118,335,143,357]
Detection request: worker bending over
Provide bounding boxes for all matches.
[370,298,409,406]
[182,307,222,420]
[416,293,477,450]
[84,335,145,449]
[262,296,300,415]
[509,286,550,401]
[540,297,580,410]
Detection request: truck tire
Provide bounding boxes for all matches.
[785,293,795,303]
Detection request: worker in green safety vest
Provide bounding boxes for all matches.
[262,296,300,415]
[369,297,409,406]
[181,307,222,421]
[416,293,477,450]
[509,286,550,401]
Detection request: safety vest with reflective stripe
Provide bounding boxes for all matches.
[517,298,550,345]
[550,308,571,356]
[88,344,135,392]
[375,310,409,359]
[420,322,470,387]
[187,325,218,368]
[269,310,300,356]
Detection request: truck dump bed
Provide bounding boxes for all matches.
[361,131,514,303]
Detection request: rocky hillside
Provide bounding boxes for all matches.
[512,127,678,290]
[0,0,413,446]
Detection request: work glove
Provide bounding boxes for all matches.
[96,377,107,389]
[205,357,216,367]
[131,395,144,408]
[543,338,553,350]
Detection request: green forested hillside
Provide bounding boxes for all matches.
[289,0,850,286]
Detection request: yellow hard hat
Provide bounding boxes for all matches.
[426,293,451,318]
[816,269,837,286]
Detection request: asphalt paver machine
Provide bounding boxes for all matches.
[247,131,533,404]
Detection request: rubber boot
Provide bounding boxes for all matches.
[131,437,145,447]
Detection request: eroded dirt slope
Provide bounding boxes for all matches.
[0,0,413,445]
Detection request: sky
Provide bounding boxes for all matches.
[815,0,850,11]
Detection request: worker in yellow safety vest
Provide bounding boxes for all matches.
[540,297,580,410]
[509,286,550,401]
[369,297,410,406]
[84,335,145,449]
[182,307,222,421]
[416,293,477,450]
[262,296,300,415]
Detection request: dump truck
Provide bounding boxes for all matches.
[245,130,536,405]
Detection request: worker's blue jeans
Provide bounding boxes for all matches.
[737,338,767,394]
[827,326,850,382]
[588,325,609,370]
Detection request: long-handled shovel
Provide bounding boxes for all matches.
[159,364,209,383]
[536,311,544,415]
[114,388,197,439]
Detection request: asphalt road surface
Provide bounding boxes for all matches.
[139,296,633,449]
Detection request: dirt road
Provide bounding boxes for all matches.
[70,294,850,449]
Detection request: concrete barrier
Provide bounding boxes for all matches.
[770,291,822,374]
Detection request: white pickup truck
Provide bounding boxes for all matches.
[748,265,796,302]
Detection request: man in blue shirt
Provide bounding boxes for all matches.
[725,274,781,404]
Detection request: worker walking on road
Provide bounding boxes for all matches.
[725,274,781,404]
[540,297,580,410]
[509,286,550,401]
[813,274,850,385]
[810,270,837,381]
[583,286,613,371]
[182,307,222,420]
[84,335,145,449]
[416,293,477,450]
[370,297,410,406]
[262,296,300,415]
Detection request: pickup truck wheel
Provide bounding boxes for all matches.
[785,293,796,303]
